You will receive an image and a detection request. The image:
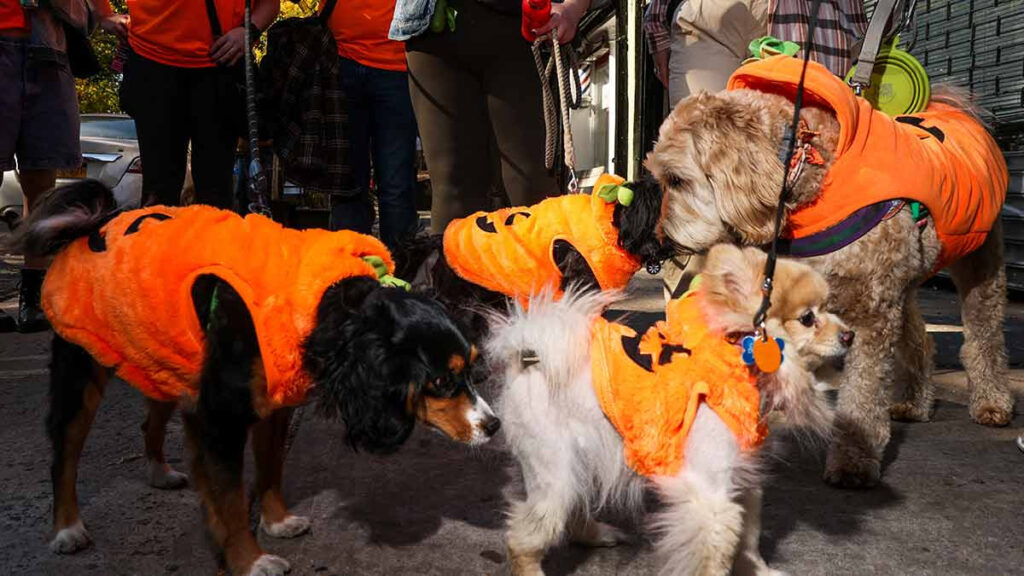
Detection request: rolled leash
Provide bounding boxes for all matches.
[525,0,579,194]
[244,0,271,217]
[745,35,801,63]
[749,0,825,374]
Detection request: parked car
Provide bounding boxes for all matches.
[1,114,151,230]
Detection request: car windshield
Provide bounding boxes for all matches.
[80,117,137,140]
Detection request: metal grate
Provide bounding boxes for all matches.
[909,0,1024,137]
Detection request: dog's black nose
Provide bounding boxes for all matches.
[483,416,501,436]
[840,330,855,347]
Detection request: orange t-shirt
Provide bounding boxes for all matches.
[325,0,406,72]
[0,0,27,34]
[127,0,243,68]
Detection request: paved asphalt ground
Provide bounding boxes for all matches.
[1,272,1022,576]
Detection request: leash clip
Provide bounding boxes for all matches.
[567,170,579,194]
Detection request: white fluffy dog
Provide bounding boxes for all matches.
[488,244,853,576]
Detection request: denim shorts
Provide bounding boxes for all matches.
[0,37,81,172]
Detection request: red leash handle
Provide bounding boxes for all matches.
[522,0,551,42]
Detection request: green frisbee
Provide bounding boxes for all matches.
[845,36,930,116]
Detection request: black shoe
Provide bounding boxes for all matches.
[17,268,50,333]
[0,309,15,333]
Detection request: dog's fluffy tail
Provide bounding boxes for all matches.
[650,473,746,576]
[6,179,118,258]
[484,286,616,389]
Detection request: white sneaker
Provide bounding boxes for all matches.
[1016,434,1024,454]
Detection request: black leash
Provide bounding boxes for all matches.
[243,0,271,217]
[751,0,825,335]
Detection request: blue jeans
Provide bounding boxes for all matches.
[330,58,419,251]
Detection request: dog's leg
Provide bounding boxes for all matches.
[504,400,580,576]
[731,488,787,576]
[824,302,905,489]
[185,279,290,576]
[949,221,1014,426]
[142,399,189,489]
[253,407,310,539]
[506,462,578,576]
[48,336,109,554]
[890,296,935,423]
[569,515,629,548]
[652,406,746,576]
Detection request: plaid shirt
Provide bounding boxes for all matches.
[644,0,868,77]
[769,0,868,76]
[259,17,353,195]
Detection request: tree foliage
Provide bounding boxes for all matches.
[76,0,126,114]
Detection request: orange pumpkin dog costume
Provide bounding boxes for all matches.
[728,56,1007,269]
[590,278,767,477]
[41,205,394,408]
[442,174,640,304]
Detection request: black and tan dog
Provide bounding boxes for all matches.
[14,180,500,576]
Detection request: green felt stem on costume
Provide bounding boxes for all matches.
[596,183,634,207]
[362,256,411,291]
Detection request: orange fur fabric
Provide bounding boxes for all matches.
[728,56,1007,269]
[42,205,393,407]
[442,173,640,305]
[590,284,766,477]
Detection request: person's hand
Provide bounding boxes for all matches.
[99,13,129,42]
[653,48,669,88]
[210,27,247,66]
[533,0,591,45]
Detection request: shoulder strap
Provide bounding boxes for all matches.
[319,0,339,22]
[849,0,900,90]
[204,0,223,37]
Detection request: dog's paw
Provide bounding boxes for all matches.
[261,515,311,539]
[889,402,931,423]
[508,550,546,576]
[147,461,189,490]
[570,520,629,548]
[247,554,291,576]
[969,399,1013,427]
[49,521,91,554]
[823,451,880,489]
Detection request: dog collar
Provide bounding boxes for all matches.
[785,121,826,190]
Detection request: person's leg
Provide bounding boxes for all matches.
[668,0,768,107]
[367,66,418,249]
[0,39,22,332]
[330,57,374,234]
[661,0,767,300]
[187,66,239,210]
[407,19,496,233]
[475,5,555,206]
[15,170,54,331]
[15,45,81,331]
[122,52,189,207]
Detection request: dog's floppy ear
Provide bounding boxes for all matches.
[613,176,671,266]
[303,278,417,454]
[698,244,766,332]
